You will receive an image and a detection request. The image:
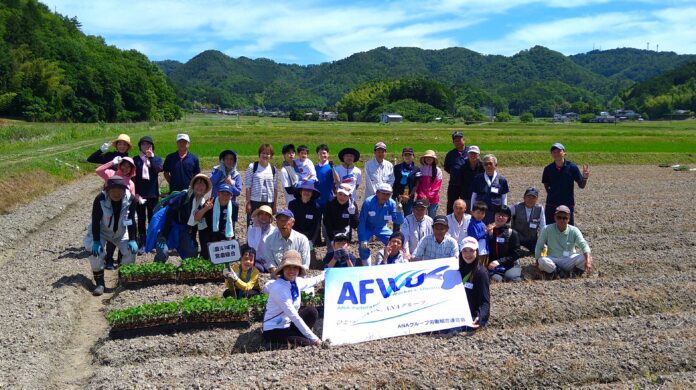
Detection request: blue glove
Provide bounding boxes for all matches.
[128,240,139,254]
[91,242,103,257]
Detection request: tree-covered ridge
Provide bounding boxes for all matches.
[0,0,181,122]
[569,48,696,82]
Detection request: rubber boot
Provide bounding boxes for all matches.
[93,271,105,296]
[138,234,146,255]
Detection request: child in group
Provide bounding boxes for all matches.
[323,233,361,268]
[458,236,490,329]
[223,245,262,299]
[375,232,409,265]
[467,201,489,266]
[280,144,299,204]
[195,183,235,261]
[415,150,443,219]
[335,147,362,203]
[294,145,317,182]
[209,150,242,224]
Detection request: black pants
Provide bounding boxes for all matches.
[519,239,537,253]
[262,306,319,346]
[446,185,462,215]
[198,230,228,260]
[137,198,158,245]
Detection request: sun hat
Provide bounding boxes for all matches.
[550,142,565,152]
[176,133,190,143]
[419,150,438,165]
[460,236,479,251]
[374,142,387,151]
[467,145,480,155]
[106,176,127,190]
[297,179,320,195]
[218,150,237,162]
[555,205,571,214]
[338,147,360,162]
[375,183,393,193]
[524,187,539,198]
[111,134,132,149]
[274,250,306,277]
[189,173,212,193]
[251,205,274,221]
[138,136,154,151]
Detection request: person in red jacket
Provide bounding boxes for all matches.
[415,150,443,218]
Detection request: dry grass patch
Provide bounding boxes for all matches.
[0,171,60,214]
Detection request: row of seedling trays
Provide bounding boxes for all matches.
[118,257,226,287]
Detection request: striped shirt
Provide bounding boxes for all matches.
[245,162,278,203]
[413,235,459,260]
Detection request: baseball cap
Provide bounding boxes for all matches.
[333,233,349,243]
[550,142,565,151]
[460,236,479,250]
[452,131,464,139]
[524,187,539,197]
[555,205,571,214]
[413,199,429,208]
[374,142,387,151]
[467,145,480,154]
[337,184,353,196]
[176,133,190,143]
[217,183,234,194]
[106,176,127,190]
[432,215,449,228]
[275,208,295,219]
[375,183,392,193]
[402,147,414,154]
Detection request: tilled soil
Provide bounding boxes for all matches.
[0,165,695,389]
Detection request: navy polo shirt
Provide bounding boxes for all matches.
[163,152,200,192]
[471,172,509,209]
[542,160,584,206]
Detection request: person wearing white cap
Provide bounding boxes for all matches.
[535,205,592,279]
[363,141,395,199]
[323,184,359,242]
[458,145,483,213]
[163,133,200,192]
[542,142,589,225]
[357,182,404,264]
[458,236,489,329]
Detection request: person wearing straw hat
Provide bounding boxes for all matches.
[154,173,212,262]
[83,176,138,295]
[364,141,395,199]
[195,183,236,260]
[415,150,443,218]
[263,209,311,277]
[335,147,362,203]
[288,180,322,246]
[357,183,404,264]
[323,184,359,243]
[262,250,324,346]
[163,133,201,193]
[87,133,132,164]
[246,205,277,272]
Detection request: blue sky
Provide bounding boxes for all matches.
[43,0,696,65]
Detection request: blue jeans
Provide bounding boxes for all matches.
[427,203,439,219]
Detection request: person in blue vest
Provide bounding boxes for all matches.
[470,154,509,224]
[542,143,589,225]
[163,133,201,193]
[358,183,404,265]
[209,149,242,224]
[314,144,339,246]
[133,136,163,253]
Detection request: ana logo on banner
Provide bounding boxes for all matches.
[208,239,241,264]
[322,257,473,345]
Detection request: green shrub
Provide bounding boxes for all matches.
[105,301,179,326]
[179,257,225,273]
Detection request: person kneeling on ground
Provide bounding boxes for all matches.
[357,183,404,265]
[375,232,409,265]
[411,215,459,261]
[510,187,545,252]
[223,245,262,299]
[459,236,490,329]
[83,176,138,295]
[323,233,361,268]
[246,205,277,272]
[196,183,235,260]
[486,205,523,282]
[535,205,593,279]
[262,250,324,346]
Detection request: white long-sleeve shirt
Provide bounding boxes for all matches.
[364,159,394,198]
[262,272,325,342]
[400,214,433,255]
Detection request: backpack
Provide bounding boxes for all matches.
[154,190,186,213]
[253,161,276,176]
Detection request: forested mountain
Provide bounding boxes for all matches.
[159,45,694,118]
[0,0,180,122]
[621,59,696,118]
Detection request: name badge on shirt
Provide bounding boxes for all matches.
[384,215,392,221]
[491,187,499,194]
[368,211,376,217]
[496,237,505,243]
[306,214,314,220]
[342,213,349,218]
[529,223,538,229]
[464,282,474,290]
[563,251,570,257]
[123,219,133,226]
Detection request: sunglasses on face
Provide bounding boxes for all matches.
[555,215,569,220]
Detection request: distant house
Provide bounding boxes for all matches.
[320,111,338,121]
[671,109,692,120]
[564,112,578,120]
[614,109,642,121]
[552,114,569,123]
[380,113,403,123]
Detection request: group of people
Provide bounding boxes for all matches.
[82,130,593,345]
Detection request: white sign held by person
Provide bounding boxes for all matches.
[322,257,473,345]
[208,239,241,264]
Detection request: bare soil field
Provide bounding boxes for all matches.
[0,165,694,389]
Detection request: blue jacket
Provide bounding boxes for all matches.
[134,155,163,198]
[358,195,404,238]
[209,165,242,199]
[315,162,335,206]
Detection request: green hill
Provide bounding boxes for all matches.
[569,48,696,82]
[622,59,696,119]
[0,0,180,122]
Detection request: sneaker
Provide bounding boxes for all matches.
[92,285,105,296]
[571,268,585,278]
[137,246,145,255]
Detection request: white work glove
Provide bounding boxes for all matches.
[138,197,147,205]
[111,156,122,166]
[360,241,369,250]
[347,201,356,215]
[100,142,110,153]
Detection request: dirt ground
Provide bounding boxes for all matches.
[0,165,694,389]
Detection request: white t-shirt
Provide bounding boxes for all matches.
[335,165,362,202]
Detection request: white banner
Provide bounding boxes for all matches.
[322,257,473,345]
[208,239,241,264]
